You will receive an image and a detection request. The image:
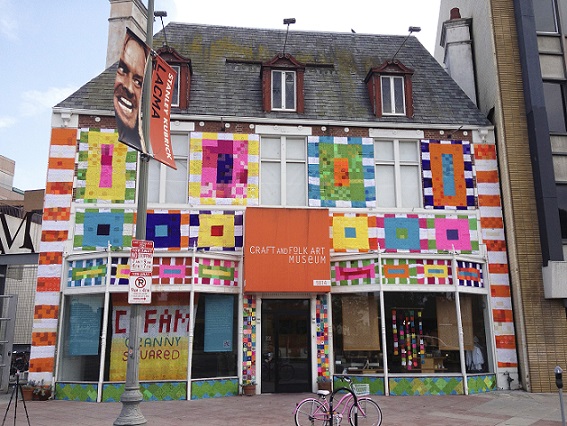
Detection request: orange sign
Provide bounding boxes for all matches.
[244,208,330,293]
[149,55,177,169]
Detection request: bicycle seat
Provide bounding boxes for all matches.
[317,390,330,397]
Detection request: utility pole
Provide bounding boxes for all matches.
[114,0,154,424]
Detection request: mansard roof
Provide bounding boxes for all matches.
[56,22,489,127]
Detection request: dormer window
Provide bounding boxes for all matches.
[365,60,414,118]
[381,75,405,115]
[272,70,296,111]
[171,65,180,107]
[262,54,305,113]
[155,46,192,109]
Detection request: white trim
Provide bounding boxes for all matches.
[369,128,424,139]
[255,124,312,136]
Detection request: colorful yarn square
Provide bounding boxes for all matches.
[74,209,134,250]
[332,214,378,252]
[68,258,107,287]
[151,257,191,285]
[383,217,421,251]
[331,259,376,286]
[75,129,137,203]
[189,132,259,205]
[434,217,472,251]
[194,258,238,286]
[147,212,182,249]
[421,140,474,209]
[308,136,376,208]
[189,211,243,250]
[457,261,483,287]
[110,256,130,285]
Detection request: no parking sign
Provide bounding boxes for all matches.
[129,239,154,304]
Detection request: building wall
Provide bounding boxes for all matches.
[26,114,519,399]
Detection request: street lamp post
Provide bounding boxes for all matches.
[114,0,155,424]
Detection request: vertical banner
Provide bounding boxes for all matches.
[149,55,177,169]
[114,28,151,153]
[204,294,234,352]
[110,293,197,381]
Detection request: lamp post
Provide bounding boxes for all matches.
[114,0,155,424]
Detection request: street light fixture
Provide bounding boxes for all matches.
[391,26,421,61]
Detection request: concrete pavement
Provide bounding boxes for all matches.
[0,389,565,425]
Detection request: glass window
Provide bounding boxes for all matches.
[332,293,382,374]
[534,0,558,33]
[148,133,189,203]
[557,184,567,239]
[543,82,567,133]
[108,292,192,382]
[272,70,296,111]
[381,76,405,115]
[191,294,238,379]
[171,65,180,107]
[375,139,421,208]
[58,294,104,381]
[260,136,306,206]
[383,292,490,374]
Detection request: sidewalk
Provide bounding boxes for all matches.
[0,390,564,425]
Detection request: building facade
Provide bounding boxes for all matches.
[436,0,567,393]
[28,4,518,401]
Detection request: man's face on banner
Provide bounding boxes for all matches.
[114,36,146,131]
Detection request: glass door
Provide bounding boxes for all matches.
[261,299,311,393]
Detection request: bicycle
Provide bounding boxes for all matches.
[294,376,382,425]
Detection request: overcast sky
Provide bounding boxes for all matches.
[0,0,441,191]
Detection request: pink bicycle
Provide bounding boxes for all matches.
[294,376,382,425]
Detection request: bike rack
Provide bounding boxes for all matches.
[329,384,358,426]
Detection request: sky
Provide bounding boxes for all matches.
[0,0,441,191]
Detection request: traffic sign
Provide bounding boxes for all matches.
[129,239,154,304]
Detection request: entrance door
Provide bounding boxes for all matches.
[261,299,311,393]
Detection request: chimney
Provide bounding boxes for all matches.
[439,8,478,105]
[106,0,148,69]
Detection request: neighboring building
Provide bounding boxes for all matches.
[28,0,518,402]
[0,187,43,391]
[0,156,24,201]
[435,1,567,393]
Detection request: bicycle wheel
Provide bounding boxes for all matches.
[295,398,328,426]
[348,397,382,426]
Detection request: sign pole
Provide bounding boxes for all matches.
[114,0,154,424]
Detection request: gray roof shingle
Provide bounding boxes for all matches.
[57,23,489,127]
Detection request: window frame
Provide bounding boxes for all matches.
[533,0,559,33]
[147,132,189,204]
[271,70,297,111]
[374,138,422,209]
[171,65,180,107]
[543,80,567,134]
[259,135,307,206]
[381,75,406,116]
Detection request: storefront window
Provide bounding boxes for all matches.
[191,293,238,379]
[332,293,382,374]
[108,292,192,382]
[383,292,489,374]
[59,294,104,381]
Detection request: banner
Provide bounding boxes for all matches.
[109,293,196,381]
[114,28,150,153]
[149,55,177,169]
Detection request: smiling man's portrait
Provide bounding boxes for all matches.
[114,28,150,152]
